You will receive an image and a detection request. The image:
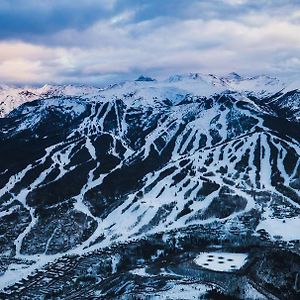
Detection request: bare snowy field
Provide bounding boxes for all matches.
[194,252,248,272]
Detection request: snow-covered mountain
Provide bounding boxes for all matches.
[0,73,291,117]
[0,73,299,299]
[0,84,102,117]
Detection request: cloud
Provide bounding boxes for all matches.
[0,0,118,39]
[1,0,297,42]
[0,0,299,84]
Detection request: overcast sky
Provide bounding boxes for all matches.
[0,0,300,85]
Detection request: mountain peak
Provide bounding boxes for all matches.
[227,72,243,80]
[135,75,156,82]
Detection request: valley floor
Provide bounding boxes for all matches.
[1,231,299,300]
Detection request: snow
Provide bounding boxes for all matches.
[256,217,300,241]
[0,72,289,117]
[0,253,59,291]
[0,84,100,117]
[85,137,97,160]
[111,254,121,273]
[0,71,299,292]
[244,282,268,300]
[222,74,286,97]
[130,267,156,277]
[147,281,210,299]
[194,252,248,272]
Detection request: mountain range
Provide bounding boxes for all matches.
[0,73,299,299]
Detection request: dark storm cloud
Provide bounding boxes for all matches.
[0,0,117,39]
[1,0,298,41]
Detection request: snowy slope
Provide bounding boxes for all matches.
[0,73,299,292]
[0,84,102,117]
[0,73,291,117]
[221,73,286,97]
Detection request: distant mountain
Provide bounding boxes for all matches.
[0,73,299,299]
[0,84,102,117]
[0,73,293,118]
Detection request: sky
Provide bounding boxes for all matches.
[0,0,300,86]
